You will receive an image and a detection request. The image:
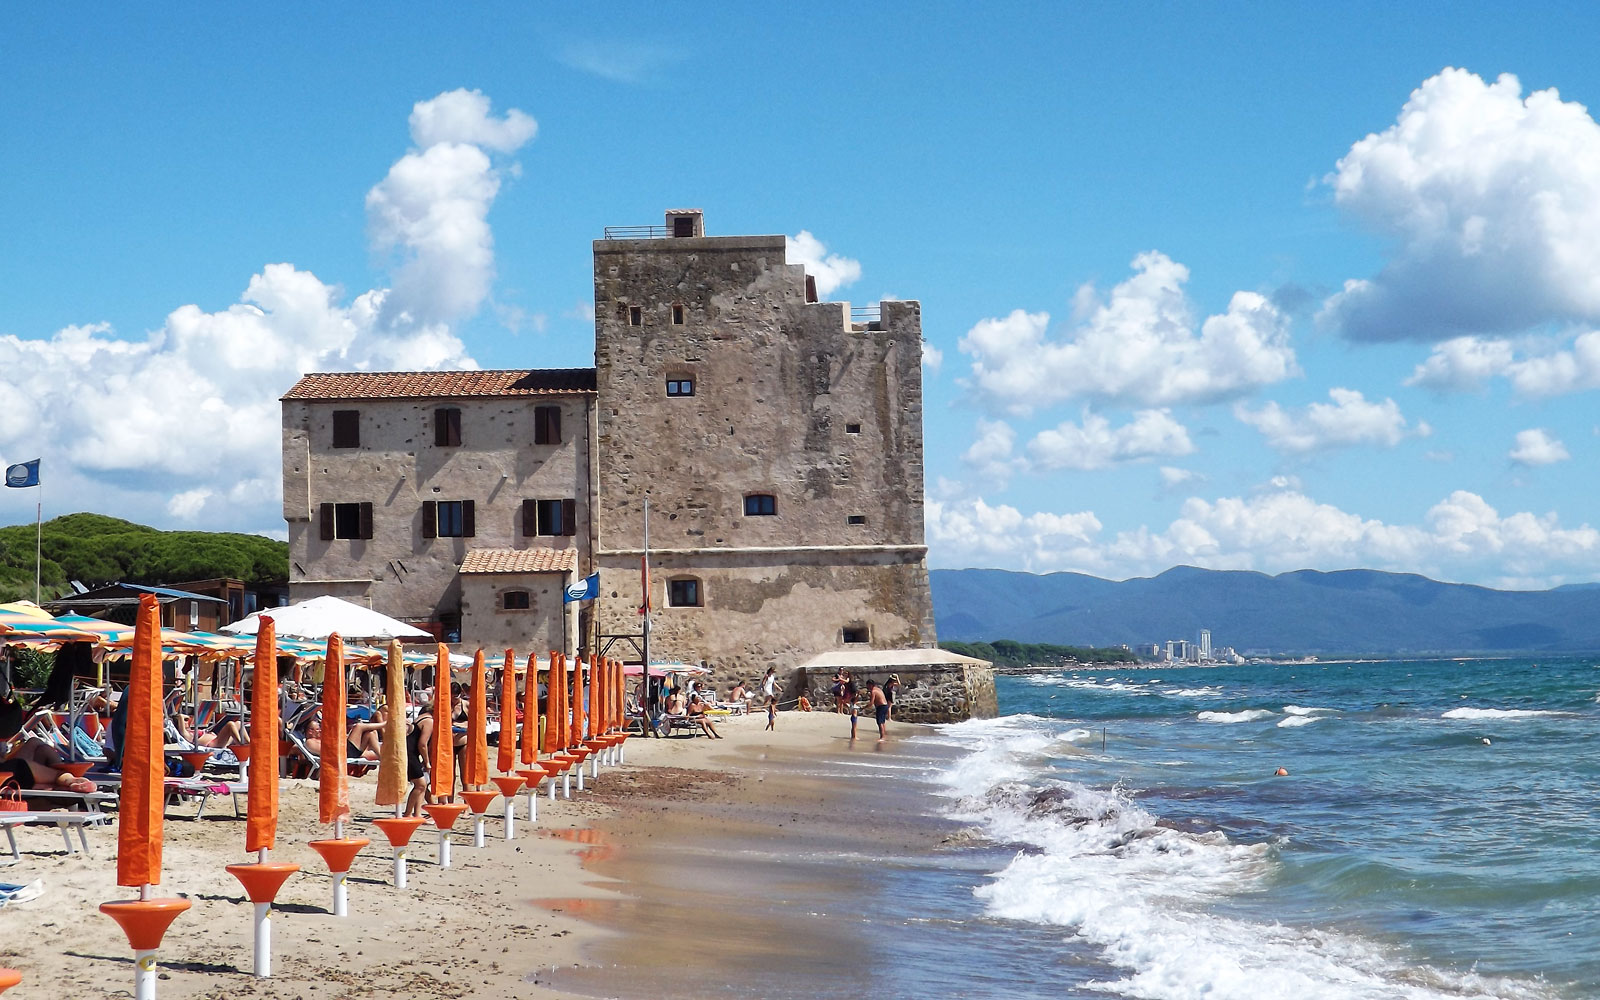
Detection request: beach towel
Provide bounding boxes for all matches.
[0,881,43,907]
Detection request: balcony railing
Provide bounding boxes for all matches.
[602,225,671,239]
[850,304,882,323]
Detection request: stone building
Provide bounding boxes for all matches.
[282,210,943,686]
[280,369,595,653]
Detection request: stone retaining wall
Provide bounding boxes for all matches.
[797,659,997,724]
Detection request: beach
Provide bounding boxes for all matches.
[1,709,926,999]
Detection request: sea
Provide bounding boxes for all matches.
[558,655,1600,1000]
[895,656,1600,1000]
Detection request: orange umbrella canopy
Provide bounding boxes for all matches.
[520,653,539,765]
[496,649,516,774]
[318,634,350,825]
[464,650,488,789]
[608,658,620,730]
[247,617,281,854]
[571,654,588,744]
[116,593,166,888]
[429,644,454,799]
[543,652,565,753]
[374,639,407,808]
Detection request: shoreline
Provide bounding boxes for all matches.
[5,709,946,999]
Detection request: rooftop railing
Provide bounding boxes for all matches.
[850,303,882,323]
[602,225,671,239]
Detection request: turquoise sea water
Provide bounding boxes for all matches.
[919,656,1600,999]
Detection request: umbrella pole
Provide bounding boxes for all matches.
[503,795,515,840]
[253,848,270,978]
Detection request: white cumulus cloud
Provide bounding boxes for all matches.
[0,89,537,530]
[1027,409,1194,470]
[1407,330,1600,397]
[1235,388,1427,453]
[1509,428,1570,466]
[786,231,861,298]
[927,487,1600,586]
[961,418,1021,486]
[959,251,1298,413]
[1321,68,1600,341]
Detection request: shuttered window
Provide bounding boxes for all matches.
[529,498,577,536]
[423,499,474,538]
[331,410,360,448]
[534,406,561,445]
[435,407,462,447]
[319,502,374,539]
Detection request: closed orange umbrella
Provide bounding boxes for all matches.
[464,650,488,790]
[593,656,606,737]
[496,649,517,775]
[318,634,350,826]
[247,618,280,854]
[429,644,454,800]
[373,639,406,810]
[117,593,166,888]
[520,653,539,765]
[571,653,587,744]
[544,652,565,753]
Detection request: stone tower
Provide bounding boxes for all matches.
[591,210,937,678]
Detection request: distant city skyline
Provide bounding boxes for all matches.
[3,6,1599,589]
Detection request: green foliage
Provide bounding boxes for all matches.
[9,649,54,689]
[941,639,1138,666]
[0,512,287,603]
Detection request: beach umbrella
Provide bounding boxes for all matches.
[545,652,567,753]
[308,634,368,917]
[490,648,525,837]
[99,593,190,1000]
[222,595,431,641]
[421,643,468,868]
[373,640,407,812]
[464,649,488,790]
[226,616,299,978]
[520,653,540,767]
[429,644,454,801]
[571,653,588,745]
[369,639,424,889]
[458,650,497,846]
[496,649,517,776]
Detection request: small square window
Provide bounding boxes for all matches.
[672,304,685,325]
[842,626,869,644]
[845,423,862,434]
[629,306,642,326]
[332,410,360,448]
[847,515,867,526]
[503,590,530,611]
[744,494,777,516]
[666,379,695,397]
[534,405,561,445]
[668,578,701,607]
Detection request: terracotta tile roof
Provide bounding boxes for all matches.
[282,369,597,401]
[459,548,578,575]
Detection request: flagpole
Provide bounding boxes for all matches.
[34,481,41,604]
[641,498,651,726]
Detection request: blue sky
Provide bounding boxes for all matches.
[4,4,1600,588]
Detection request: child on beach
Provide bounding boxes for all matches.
[765,697,776,731]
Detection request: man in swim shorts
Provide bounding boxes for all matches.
[870,680,889,740]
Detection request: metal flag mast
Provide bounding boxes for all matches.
[641,497,651,723]
[34,477,41,604]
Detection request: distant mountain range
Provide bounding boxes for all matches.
[930,566,1600,655]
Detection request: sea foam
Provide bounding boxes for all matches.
[1440,707,1562,720]
[1196,709,1275,724]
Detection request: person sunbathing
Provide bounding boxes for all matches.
[0,736,96,793]
[686,694,723,739]
[302,711,379,762]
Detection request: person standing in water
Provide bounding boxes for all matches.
[870,680,890,740]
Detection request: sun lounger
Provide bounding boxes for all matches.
[0,811,108,859]
[15,788,119,812]
[164,778,247,820]
[284,731,375,781]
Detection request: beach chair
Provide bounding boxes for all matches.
[284,730,376,781]
[0,811,108,860]
[164,777,247,820]
[15,788,118,813]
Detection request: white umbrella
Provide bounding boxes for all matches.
[221,596,433,642]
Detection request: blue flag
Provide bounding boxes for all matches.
[564,571,599,603]
[4,460,39,488]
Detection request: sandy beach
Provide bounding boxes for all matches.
[1,709,934,999]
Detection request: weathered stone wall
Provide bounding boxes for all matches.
[282,393,591,652]
[591,224,937,672]
[459,571,570,656]
[799,661,998,724]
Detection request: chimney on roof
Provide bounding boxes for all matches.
[665,209,703,238]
